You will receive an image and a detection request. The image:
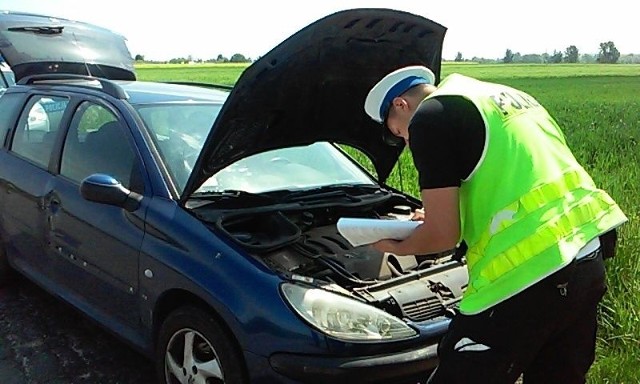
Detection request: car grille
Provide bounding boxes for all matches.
[401,296,445,321]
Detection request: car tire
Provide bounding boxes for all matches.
[0,243,15,287]
[156,306,248,384]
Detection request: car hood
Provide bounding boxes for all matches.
[0,11,135,82]
[181,8,445,199]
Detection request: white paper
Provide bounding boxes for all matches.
[336,218,422,247]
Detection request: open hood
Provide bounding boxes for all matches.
[0,11,135,81]
[182,8,445,199]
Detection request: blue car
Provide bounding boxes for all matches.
[0,9,468,383]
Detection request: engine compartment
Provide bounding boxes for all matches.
[194,190,468,322]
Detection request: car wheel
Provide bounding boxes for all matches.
[0,243,15,287]
[156,306,248,384]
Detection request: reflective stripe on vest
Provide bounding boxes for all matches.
[463,170,625,313]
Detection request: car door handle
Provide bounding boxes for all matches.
[43,195,61,213]
[48,198,60,211]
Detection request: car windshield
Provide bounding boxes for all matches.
[136,103,374,197]
[134,103,221,193]
[198,142,375,194]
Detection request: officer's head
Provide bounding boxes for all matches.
[364,65,436,145]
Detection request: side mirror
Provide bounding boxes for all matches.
[80,174,142,212]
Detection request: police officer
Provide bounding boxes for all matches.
[364,65,627,383]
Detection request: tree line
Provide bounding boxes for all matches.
[454,41,638,64]
[134,53,252,64]
[137,41,636,65]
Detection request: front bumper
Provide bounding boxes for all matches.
[269,342,438,383]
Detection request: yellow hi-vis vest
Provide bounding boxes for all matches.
[424,74,627,315]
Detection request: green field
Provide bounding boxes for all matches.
[136,63,247,85]
[137,63,640,383]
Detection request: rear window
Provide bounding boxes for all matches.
[0,61,14,88]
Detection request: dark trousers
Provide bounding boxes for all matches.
[427,250,606,384]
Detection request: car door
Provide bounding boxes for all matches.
[0,94,71,277]
[48,99,146,327]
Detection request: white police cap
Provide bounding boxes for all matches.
[364,65,436,123]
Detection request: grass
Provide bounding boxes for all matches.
[515,76,640,384]
[135,63,640,383]
[441,63,640,80]
[136,63,247,85]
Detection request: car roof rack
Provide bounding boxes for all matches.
[165,81,234,91]
[16,73,128,99]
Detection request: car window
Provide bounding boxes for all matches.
[338,145,378,178]
[135,103,220,193]
[60,101,137,189]
[0,93,22,147]
[10,95,70,168]
[0,61,14,89]
[199,142,375,194]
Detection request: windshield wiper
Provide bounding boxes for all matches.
[191,189,275,203]
[280,184,386,203]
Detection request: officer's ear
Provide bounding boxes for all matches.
[392,96,409,112]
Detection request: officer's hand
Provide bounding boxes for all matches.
[411,208,425,221]
[372,239,400,254]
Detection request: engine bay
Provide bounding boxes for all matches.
[193,188,468,322]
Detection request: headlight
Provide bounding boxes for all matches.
[281,283,417,341]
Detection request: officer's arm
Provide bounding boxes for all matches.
[373,187,460,256]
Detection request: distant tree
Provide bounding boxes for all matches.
[580,53,597,64]
[521,54,544,63]
[134,54,145,61]
[230,53,250,63]
[564,45,579,63]
[597,41,620,63]
[454,52,463,62]
[503,49,515,63]
[549,50,563,63]
[472,56,498,64]
[541,53,550,63]
[619,54,640,64]
[216,54,229,63]
[169,57,188,64]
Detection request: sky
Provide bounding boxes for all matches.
[0,0,637,62]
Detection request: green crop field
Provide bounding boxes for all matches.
[136,63,640,383]
[136,63,247,85]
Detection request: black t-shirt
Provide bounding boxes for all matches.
[408,95,486,189]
